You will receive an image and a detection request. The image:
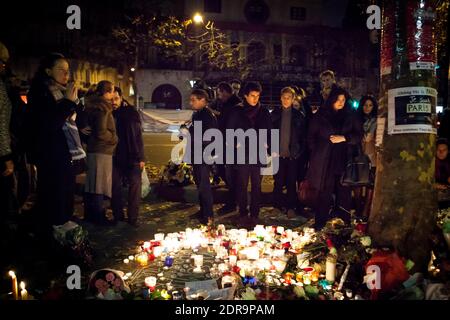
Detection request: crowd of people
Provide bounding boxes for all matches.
[1,42,449,246]
[0,46,145,249]
[183,70,379,229]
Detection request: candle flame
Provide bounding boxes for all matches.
[20,282,26,290]
[8,271,16,278]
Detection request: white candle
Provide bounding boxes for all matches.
[154,233,165,241]
[9,271,18,300]
[246,247,260,260]
[153,246,163,257]
[20,282,28,300]
[193,255,203,273]
[229,255,237,266]
[145,276,157,290]
[326,256,337,283]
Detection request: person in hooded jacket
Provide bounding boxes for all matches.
[83,80,118,226]
[306,87,363,229]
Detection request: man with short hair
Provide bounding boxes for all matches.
[212,82,242,215]
[226,81,272,226]
[185,89,218,224]
[111,87,145,227]
[319,69,337,105]
[230,79,241,96]
[271,87,307,218]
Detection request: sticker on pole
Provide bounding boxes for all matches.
[387,86,437,135]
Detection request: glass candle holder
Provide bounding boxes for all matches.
[154,233,165,241]
[145,276,157,291]
[193,255,204,273]
[164,256,174,267]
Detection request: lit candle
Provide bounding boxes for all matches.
[229,255,237,267]
[154,233,165,241]
[142,242,151,251]
[128,255,135,261]
[145,276,157,291]
[8,271,18,300]
[246,247,260,260]
[153,246,163,257]
[136,253,149,266]
[20,282,28,300]
[123,258,130,264]
[193,255,204,273]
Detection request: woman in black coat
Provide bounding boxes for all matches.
[27,53,81,228]
[306,87,363,229]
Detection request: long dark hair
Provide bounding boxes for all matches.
[323,87,350,113]
[358,95,378,119]
[31,52,67,87]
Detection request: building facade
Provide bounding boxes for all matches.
[136,0,377,109]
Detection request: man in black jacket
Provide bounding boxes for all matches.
[111,87,145,227]
[212,82,242,215]
[226,82,272,226]
[271,87,307,218]
[184,89,218,224]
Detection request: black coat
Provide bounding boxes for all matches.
[113,104,145,168]
[270,106,307,159]
[184,106,218,165]
[226,102,272,166]
[27,80,77,167]
[216,94,242,133]
[307,106,363,191]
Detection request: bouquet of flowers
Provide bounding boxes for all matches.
[52,221,93,268]
[88,269,132,300]
[160,160,193,186]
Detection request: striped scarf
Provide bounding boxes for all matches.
[48,79,86,161]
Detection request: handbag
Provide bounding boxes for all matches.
[341,145,374,187]
[298,180,319,207]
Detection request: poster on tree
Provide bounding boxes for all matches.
[388,86,437,134]
[406,0,437,71]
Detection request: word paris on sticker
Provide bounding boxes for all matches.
[66,5,81,30]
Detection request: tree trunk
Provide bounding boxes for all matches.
[368,0,439,272]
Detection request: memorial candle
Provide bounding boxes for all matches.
[20,282,28,300]
[8,271,18,300]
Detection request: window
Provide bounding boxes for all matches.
[290,7,306,21]
[247,41,266,63]
[244,0,270,24]
[273,44,282,60]
[204,0,221,13]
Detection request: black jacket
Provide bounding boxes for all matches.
[271,106,307,160]
[184,106,218,165]
[307,105,363,191]
[113,104,145,168]
[27,80,77,167]
[215,94,242,133]
[226,101,272,166]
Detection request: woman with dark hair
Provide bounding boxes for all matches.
[27,53,83,228]
[306,87,363,229]
[84,80,118,225]
[354,95,378,217]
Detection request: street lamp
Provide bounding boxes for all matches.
[193,13,204,24]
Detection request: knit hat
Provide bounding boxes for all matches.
[0,41,10,63]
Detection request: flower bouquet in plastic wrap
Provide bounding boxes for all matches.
[87,269,132,300]
[160,160,193,186]
[52,221,93,268]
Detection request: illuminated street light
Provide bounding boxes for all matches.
[193,13,204,24]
